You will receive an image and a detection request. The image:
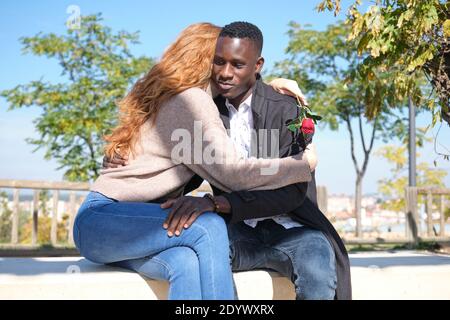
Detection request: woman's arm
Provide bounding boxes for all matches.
[166,88,313,193]
[269,78,309,106]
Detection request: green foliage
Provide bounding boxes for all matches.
[0,190,70,245]
[271,19,428,235]
[272,21,411,146]
[376,142,448,212]
[39,190,50,217]
[317,0,449,126]
[1,14,154,182]
[19,213,69,245]
[0,191,12,243]
[17,190,70,245]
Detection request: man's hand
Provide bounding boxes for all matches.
[102,152,128,169]
[161,196,215,237]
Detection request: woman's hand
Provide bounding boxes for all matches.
[303,143,318,172]
[161,196,215,237]
[102,152,128,168]
[268,78,308,106]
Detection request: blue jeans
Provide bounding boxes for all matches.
[73,191,235,300]
[228,220,337,300]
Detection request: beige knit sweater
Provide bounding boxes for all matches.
[92,87,312,202]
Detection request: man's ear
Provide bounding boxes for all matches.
[255,56,264,74]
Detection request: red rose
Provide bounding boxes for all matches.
[301,118,315,135]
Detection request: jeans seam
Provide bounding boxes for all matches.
[76,200,113,226]
[270,245,311,298]
[267,245,296,279]
[74,223,81,253]
[148,256,174,279]
[74,199,113,249]
[88,209,167,220]
[188,222,217,299]
[274,235,337,298]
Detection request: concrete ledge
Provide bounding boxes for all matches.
[1,251,450,300]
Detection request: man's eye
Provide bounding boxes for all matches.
[214,59,225,65]
[235,64,245,69]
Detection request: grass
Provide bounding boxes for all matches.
[0,243,79,257]
[346,241,449,253]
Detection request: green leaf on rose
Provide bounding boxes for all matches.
[287,123,298,132]
[305,112,322,122]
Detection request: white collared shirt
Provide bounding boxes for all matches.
[225,95,302,230]
[225,95,253,159]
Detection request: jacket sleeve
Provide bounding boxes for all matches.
[218,99,314,224]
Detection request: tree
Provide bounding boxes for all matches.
[1,14,154,182]
[317,0,450,126]
[376,142,447,214]
[272,21,421,237]
[20,213,69,245]
[0,189,69,245]
[39,190,50,217]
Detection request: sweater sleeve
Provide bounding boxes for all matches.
[165,88,312,193]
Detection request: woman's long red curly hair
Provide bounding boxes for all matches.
[104,23,221,159]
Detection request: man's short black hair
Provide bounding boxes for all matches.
[220,21,263,55]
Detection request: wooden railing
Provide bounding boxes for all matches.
[0,179,330,249]
[0,179,90,247]
[1,179,447,250]
[342,187,450,245]
[0,179,221,248]
[405,187,450,245]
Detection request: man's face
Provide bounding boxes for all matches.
[212,36,264,106]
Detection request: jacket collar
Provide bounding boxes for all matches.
[214,75,266,130]
[215,96,231,129]
[250,76,266,130]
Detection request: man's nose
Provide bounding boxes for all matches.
[219,64,233,80]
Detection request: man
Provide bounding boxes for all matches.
[106,22,351,300]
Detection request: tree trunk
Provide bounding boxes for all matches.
[442,105,450,126]
[345,111,378,238]
[355,175,363,237]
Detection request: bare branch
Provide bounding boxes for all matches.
[368,115,378,154]
[80,134,99,177]
[58,53,75,82]
[345,114,361,176]
[361,115,379,176]
[358,106,368,153]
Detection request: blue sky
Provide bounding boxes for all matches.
[0,0,449,195]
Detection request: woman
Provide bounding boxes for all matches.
[74,23,316,300]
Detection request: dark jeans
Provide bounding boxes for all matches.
[228,219,337,300]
